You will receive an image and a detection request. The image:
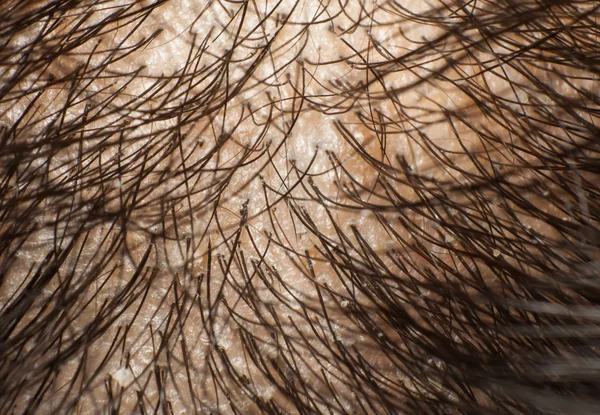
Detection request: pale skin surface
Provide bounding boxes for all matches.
[1,1,599,414]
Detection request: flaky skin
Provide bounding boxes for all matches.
[0,0,599,414]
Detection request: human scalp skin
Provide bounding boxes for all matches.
[0,0,599,414]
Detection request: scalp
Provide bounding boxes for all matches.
[0,1,599,414]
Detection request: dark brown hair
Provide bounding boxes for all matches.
[1,0,599,413]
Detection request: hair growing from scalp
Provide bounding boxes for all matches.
[0,0,599,414]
